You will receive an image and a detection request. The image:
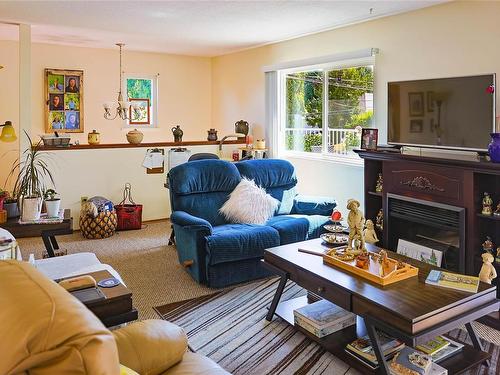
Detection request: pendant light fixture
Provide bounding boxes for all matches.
[103,43,141,121]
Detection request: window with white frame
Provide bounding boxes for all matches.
[280,60,374,158]
[124,74,158,127]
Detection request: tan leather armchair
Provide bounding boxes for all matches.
[0,260,230,375]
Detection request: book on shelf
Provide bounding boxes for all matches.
[425,270,479,293]
[415,336,450,356]
[293,299,356,338]
[430,337,464,363]
[345,332,405,367]
[389,346,432,375]
[389,361,447,375]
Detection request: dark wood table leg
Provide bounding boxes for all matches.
[266,271,288,322]
[465,322,490,367]
[262,262,289,322]
[365,318,391,375]
[41,228,72,257]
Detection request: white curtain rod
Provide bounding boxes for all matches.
[262,48,379,73]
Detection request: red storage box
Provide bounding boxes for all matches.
[115,183,143,231]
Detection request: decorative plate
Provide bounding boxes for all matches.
[323,224,348,233]
[320,233,349,245]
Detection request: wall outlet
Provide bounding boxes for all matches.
[80,196,88,204]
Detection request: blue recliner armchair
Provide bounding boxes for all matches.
[168,159,336,288]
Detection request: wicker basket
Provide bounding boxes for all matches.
[79,210,117,239]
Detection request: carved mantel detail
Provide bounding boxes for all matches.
[400,176,445,192]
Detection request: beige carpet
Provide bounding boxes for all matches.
[16,221,500,345]
[16,221,220,320]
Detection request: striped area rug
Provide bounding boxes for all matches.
[155,277,499,375]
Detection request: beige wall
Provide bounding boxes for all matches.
[0,40,212,193]
[211,0,500,210]
[0,41,19,192]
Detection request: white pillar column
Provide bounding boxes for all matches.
[19,23,31,153]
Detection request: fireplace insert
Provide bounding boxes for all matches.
[386,193,465,273]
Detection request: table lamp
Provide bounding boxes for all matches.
[0,121,17,142]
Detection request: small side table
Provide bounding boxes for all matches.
[59,269,138,327]
[0,209,73,257]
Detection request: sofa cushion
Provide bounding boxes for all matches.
[286,214,332,239]
[169,160,241,195]
[219,178,279,225]
[206,224,280,265]
[266,215,309,245]
[291,195,337,216]
[235,159,298,215]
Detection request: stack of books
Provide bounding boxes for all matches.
[293,299,356,338]
[345,332,405,369]
[417,336,464,363]
[425,270,479,293]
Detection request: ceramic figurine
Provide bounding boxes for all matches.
[207,128,218,141]
[494,202,500,217]
[378,250,389,277]
[375,173,383,193]
[346,199,366,253]
[234,120,249,136]
[482,236,494,254]
[363,219,379,244]
[376,209,384,231]
[496,247,500,264]
[482,192,493,215]
[172,125,183,142]
[479,252,497,284]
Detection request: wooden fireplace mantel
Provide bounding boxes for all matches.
[355,149,500,329]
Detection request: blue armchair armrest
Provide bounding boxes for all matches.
[171,211,213,232]
[170,211,212,284]
[291,195,337,216]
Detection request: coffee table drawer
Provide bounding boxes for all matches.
[296,269,351,310]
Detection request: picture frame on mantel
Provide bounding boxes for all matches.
[45,68,84,133]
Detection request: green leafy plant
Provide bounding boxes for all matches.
[8,131,55,199]
[44,189,58,201]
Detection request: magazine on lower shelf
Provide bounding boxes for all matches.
[293,299,356,338]
[345,332,405,366]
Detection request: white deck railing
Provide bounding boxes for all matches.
[284,128,361,154]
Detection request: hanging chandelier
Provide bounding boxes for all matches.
[103,43,141,121]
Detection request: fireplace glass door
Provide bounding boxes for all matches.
[387,193,465,273]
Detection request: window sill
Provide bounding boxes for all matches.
[282,151,364,167]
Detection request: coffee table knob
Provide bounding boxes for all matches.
[317,287,325,294]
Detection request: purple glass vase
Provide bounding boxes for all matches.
[489,133,500,163]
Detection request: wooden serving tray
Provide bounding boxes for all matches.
[323,249,418,286]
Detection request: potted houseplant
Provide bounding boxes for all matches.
[44,189,60,218]
[8,132,55,221]
[3,191,20,218]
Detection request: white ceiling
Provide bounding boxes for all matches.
[0,1,444,57]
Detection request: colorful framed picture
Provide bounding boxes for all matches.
[45,68,84,133]
[408,92,424,117]
[129,98,150,125]
[426,91,435,113]
[361,128,378,150]
[410,119,423,133]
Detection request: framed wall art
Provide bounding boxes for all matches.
[361,128,378,150]
[45,69,84,133]
[129,98,150,125]
[408,92,424,117]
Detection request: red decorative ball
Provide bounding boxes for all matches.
[331,210,342,221]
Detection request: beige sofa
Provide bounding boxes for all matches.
[0,260,229,375]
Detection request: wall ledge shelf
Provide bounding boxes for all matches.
[38,139,246,151]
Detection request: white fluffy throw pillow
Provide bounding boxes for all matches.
[220,178,279,225]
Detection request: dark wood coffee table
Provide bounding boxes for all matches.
[59,270,138,328]
[263,238,499,375]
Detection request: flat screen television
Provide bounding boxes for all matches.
[387,74,495,151]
